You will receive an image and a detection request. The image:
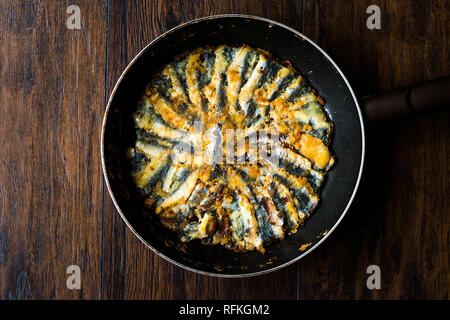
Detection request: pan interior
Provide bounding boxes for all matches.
[103,16,364,276]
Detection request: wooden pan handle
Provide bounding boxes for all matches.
[361,76,450,122]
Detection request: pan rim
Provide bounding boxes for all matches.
[101,13,366,278]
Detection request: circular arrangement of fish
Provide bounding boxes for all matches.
[129,45,334,253]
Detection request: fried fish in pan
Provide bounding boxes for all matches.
[128,45,334,253]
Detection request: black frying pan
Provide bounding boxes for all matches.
[101,15,449,277]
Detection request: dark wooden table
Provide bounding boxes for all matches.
[0,0,448,300]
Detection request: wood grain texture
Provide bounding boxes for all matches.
[0,0,107,299]
[298,0,449,299]
[103,0,302,300]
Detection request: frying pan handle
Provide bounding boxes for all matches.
[361,76,450,122]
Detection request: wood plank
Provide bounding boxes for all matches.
[103,0,302,300]
[0,0,107,299]
[299,0,449,299]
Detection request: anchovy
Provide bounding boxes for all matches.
[128,45,334,253]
